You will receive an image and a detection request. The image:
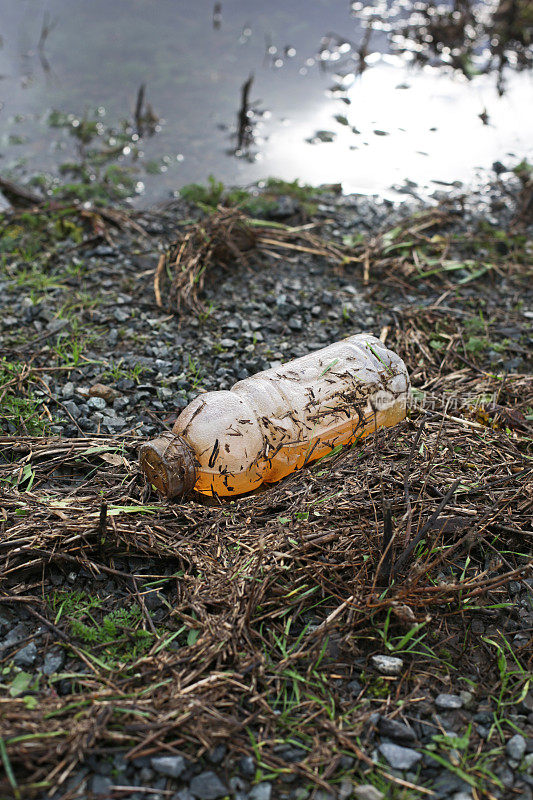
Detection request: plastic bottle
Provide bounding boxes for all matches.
[140,333,409,498]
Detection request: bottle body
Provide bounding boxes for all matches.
[141,334,409,498]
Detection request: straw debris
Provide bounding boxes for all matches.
[0,373,531,795]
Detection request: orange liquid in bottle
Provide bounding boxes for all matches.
[167,334,409,497]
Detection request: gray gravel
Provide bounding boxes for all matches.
[371,654,404,675]
[378,742,422,770]
[506,734,526,762]
[151,755,187,777]
[189,771,227,799]
[435,694,464,710]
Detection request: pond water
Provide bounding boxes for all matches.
[1,0,532,202]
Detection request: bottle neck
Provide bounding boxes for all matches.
[139,432,197,498]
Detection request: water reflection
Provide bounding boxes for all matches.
[0,0,531,202]
[266,56,532,196]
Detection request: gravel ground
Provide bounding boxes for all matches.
[0,169,532,799]
[1,170,530,442]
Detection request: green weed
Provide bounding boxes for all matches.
[187,355,204,390]
[179,175,322,216]
[0,359,52,436]
[50,590,154,669]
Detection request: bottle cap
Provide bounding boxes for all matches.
[139,432,197,497]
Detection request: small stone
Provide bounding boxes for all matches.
[371,655,404,675]
[506,733,526,761]
[452,793,473,800]
[248,782,272,800]
[104,415,126,430]
[62,381,75,398]
[143,591,165,612]
[239,755,255,777]
[431,773,470,796]
[274,744,306,762]
[459,690,474,709]
[435,693,463,710]
[339,755,354,770]
[378,717,417,743]
[94,245,115,257]
[42,648,65,675]
[496,764,514,788]
[89,383,120,403]
[63,399,79,418]
[347,679,362,695]
[229,776,245,793]
[88,396,107,411]
[14,641,38,667]
[91,775,113,795]
[151,755,186,778]
[190,771,227,799]
[0,623,28,652]
[208,744,226,764]
[378,743,422,770]
[339,779,354,800]
[174,791,195,800]
[114,308,130,323]
[354,785,384,800]
[139,767,154,781]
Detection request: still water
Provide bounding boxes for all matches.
[1,0,532,201]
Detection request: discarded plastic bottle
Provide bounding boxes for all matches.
[140,333,409,498]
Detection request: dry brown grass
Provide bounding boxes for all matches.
[154,208,347,312]
[0,366,531,796]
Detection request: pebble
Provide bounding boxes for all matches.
[89,383,119,402]
[430,773,470,796]
[14,641,38,667]
[378,743,422,770]
[496,764,515,787]
[208,744,226,764]
[506,734,526,761]
[175,791,195,800]
[63,399,79,417]
[435,693,463,710]
[378,716,417,743]
[87,396,107,411]
[459,691,474,709]
[274,744,306,762]
[354,786,384,800]
[371,655,404,675]
[238,755,255,778]
[151,755,186,777]
[90,775,113,795]
[0,622,28,651]
[338,778,354,800]
[247,782,272,800]
[114,308,130,322]
[42,648,65,675]
[229,776,246,793]
[189,771,227,799]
